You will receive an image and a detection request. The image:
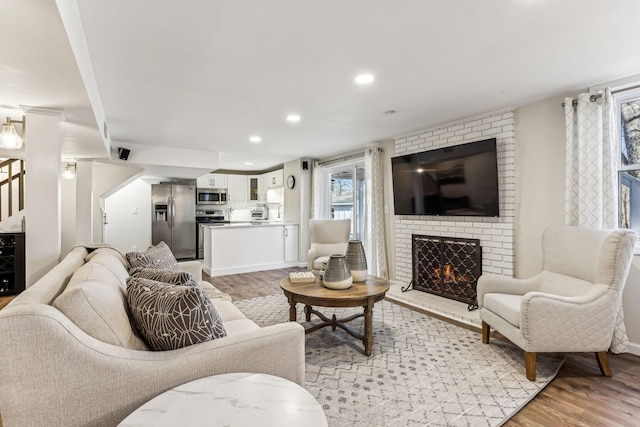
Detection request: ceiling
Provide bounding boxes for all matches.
[3,0,640,174]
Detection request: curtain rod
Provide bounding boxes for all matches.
[561,83,640,107]
[316,152,364,167]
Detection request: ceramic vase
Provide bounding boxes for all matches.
[346,240,368,282]
[322,254,353,289]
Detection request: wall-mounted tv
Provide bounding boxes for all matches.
[391,138,499,217]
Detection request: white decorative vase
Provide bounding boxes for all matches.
[322,254,353,290]
[345,240,368,282]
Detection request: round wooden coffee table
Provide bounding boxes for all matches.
[280,275,389,356]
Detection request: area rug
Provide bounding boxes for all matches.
[234,295,564,427]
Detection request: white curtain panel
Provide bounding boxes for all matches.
[365,147,388,279]
[311,162,325,219]
[564,88,617,229]
[564,88,628,353]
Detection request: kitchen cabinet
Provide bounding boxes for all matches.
[227,175,248,203]
[196,173,227,189]
[257,169,283,201]
[248,176,259,201]
[202,223,300,276]
[263,170,283,188]
[284,225,298,262]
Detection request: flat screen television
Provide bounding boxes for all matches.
[391,138,499,217]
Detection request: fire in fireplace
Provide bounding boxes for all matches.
[403,234,481,310]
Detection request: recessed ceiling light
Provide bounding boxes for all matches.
[355,74,374,85]
[286,114,301,122]
[244,162,254,166]
[249,136,261,143]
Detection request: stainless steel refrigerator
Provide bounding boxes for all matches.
[152,182,196,259]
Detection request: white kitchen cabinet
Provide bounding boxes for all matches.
[196,173,227,189]
[227,175,248,203]
[284,224,298,262]
[257,169,283,201]
[264,170,283,188]
[202,223,299,276]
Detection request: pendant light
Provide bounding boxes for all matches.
[0,116,25,150]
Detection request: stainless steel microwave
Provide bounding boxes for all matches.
[196,188,228,205]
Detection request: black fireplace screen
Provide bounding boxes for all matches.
[410,234,481,309]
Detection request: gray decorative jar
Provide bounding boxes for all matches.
[322,254,353,290]
[346,240,368,282]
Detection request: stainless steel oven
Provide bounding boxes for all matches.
[195,209,229,259]
[196,188,228,205]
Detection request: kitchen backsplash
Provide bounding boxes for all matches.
[223,202,284,222]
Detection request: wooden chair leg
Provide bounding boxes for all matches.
[481,321,490,344]
[525,352,536,381]
[595,351,612,377]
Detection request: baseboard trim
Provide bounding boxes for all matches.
[205,261,301,277]
[628,341,640,356]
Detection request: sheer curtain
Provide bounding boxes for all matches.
[311,161,326,219]
[564,88,628,353]
[365,147,388,279]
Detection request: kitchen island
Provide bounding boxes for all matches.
[202,222,299,277]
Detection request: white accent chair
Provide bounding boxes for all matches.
[307,219,351,271]
[477,225,636,381]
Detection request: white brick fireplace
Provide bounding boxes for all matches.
[387,109,516,325]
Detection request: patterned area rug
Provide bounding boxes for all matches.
[234,295,564,427]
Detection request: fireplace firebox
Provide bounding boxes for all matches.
[402,234,481,310]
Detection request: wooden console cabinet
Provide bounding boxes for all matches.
[0,232,25,296]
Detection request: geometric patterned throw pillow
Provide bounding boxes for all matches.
[129,268,197,287]
[126,277,227,350]
[126,241,180,271]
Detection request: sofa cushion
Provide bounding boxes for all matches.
[126,242,179,271]
[53,262,148,350]
[210,298,246,322]
[85,247,129,270]
[84,251,130,285]
[199,281,233,302]
[126,277,227,351]
[129,268,197,286]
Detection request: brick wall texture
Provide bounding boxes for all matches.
[393,109,515,286]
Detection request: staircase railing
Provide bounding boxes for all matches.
[0,159,25,222]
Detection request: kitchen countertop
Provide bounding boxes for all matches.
[201,221,295,228]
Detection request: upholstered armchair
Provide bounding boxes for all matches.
[477,225,636,381]
[307,219,351,271]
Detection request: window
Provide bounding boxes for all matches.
[616,88,640,238]
[318,158,365,240]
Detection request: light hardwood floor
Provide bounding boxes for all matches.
[2,269,639,426]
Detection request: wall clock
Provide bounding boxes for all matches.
[287,175,296,189]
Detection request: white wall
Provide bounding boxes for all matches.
[283,158,309,263]
[24,111,62,286]
[514,95,568,277]
[60,170,76,257]
[104,179,151,254]
[92,162,144,242]
[624,259,640,353]
[382,139,396,279]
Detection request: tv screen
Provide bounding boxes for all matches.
[391,138,499,216]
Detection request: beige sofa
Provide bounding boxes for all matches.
[0,246,305,427]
